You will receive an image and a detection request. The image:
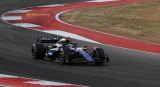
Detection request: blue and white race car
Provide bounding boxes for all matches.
[31,37,109,65]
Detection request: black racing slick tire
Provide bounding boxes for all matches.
[59,48,71,65]
[31,44,45,59]
[92,48,106,65]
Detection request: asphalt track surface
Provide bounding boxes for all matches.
[1,0,160,87]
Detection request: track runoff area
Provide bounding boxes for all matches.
[0,0,157,87]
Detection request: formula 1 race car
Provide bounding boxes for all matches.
[31,37,109,65]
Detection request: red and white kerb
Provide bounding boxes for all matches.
[0,74,88,87]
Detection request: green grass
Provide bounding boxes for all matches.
[61,0,160,44]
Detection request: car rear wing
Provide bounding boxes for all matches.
[37,37,62,43]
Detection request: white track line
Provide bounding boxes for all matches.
[13,23,41,28]
[2,16,22,20]
[25,81,74,86]
[37,4,66,7]
[7,10,31,13]
[0,74,18,78]
[0,85,12,87]
[87,0,118,2]
[43,30,101,44]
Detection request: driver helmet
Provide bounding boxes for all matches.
[60,38,67,44]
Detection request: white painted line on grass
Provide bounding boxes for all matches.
[55,9,160,55]
[2,16,22,20]
[13,23,41,28]
[56,10,133,39]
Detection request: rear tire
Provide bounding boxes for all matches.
[92,48,105,65]
[31,44,45,59]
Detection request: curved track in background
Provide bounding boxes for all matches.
[2,0,160,55]
[0,0,160,87]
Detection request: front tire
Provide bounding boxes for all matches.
[92,48,106,65]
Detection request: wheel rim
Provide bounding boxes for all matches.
[60,52,65,64]
[32,47,35,56]
[32,46,37,59]
[92,50,97,58]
